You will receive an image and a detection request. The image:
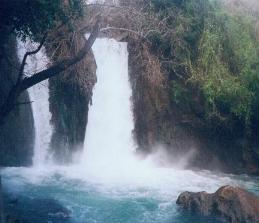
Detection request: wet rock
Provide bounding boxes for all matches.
[176,185,259,223]
[45,28,97,163]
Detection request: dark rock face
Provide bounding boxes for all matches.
[46,30,97,163]
[127,39,199,160]
[0,35,34,166]
[128,40,171,152]
[4,197,70,223]
[49,66,96,163]
[176,185,259,223]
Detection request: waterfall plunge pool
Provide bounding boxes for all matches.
[4,38,259,223]
[1,166,259,223]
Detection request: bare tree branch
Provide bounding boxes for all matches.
[17,34,47,84]
[0,21,100,124]
[87,3,145,17]
[100,26,145,37]
[20,22,99,92]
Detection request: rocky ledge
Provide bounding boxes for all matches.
[176,185,259,223]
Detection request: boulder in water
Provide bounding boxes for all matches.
[176,185,259,223]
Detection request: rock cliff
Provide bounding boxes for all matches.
[45,27,97,163]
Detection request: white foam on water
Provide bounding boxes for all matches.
[80,38,137,173]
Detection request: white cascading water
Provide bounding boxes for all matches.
[77,37,225,189]
[1,3,258,222]
[12,36,243,193]
[82,38,135,161]
[17,40,52,166]
[80,38,143,180]
[2,31,258,223]
[13,35,240,193]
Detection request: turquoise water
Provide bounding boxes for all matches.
[2,167,259,223]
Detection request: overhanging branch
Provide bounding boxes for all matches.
[17,34,47,84]
[20,21,100,92]
[0,21,100,124]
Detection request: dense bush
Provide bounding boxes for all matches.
[147,0,259,136]
[194,10,258,125]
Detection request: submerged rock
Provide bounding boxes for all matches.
[4,196,71,223]
[176,185,259,223]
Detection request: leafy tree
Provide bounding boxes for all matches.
[0,0,84,42]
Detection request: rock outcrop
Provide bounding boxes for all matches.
[176,185,259,223]
[45,27,97,163]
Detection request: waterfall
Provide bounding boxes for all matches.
[28,80,52,166]
[17,40,52,166]
[81,38,138,176]
[2,35,257,223]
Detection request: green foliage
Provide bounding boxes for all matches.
[147,0,259,135]
[193,2,259,128]
[147,0,211,77]
[0,0,84,41]
[171,81,187,105]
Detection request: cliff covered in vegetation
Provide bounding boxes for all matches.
[45,26,97,163]
[130,0,259,174]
